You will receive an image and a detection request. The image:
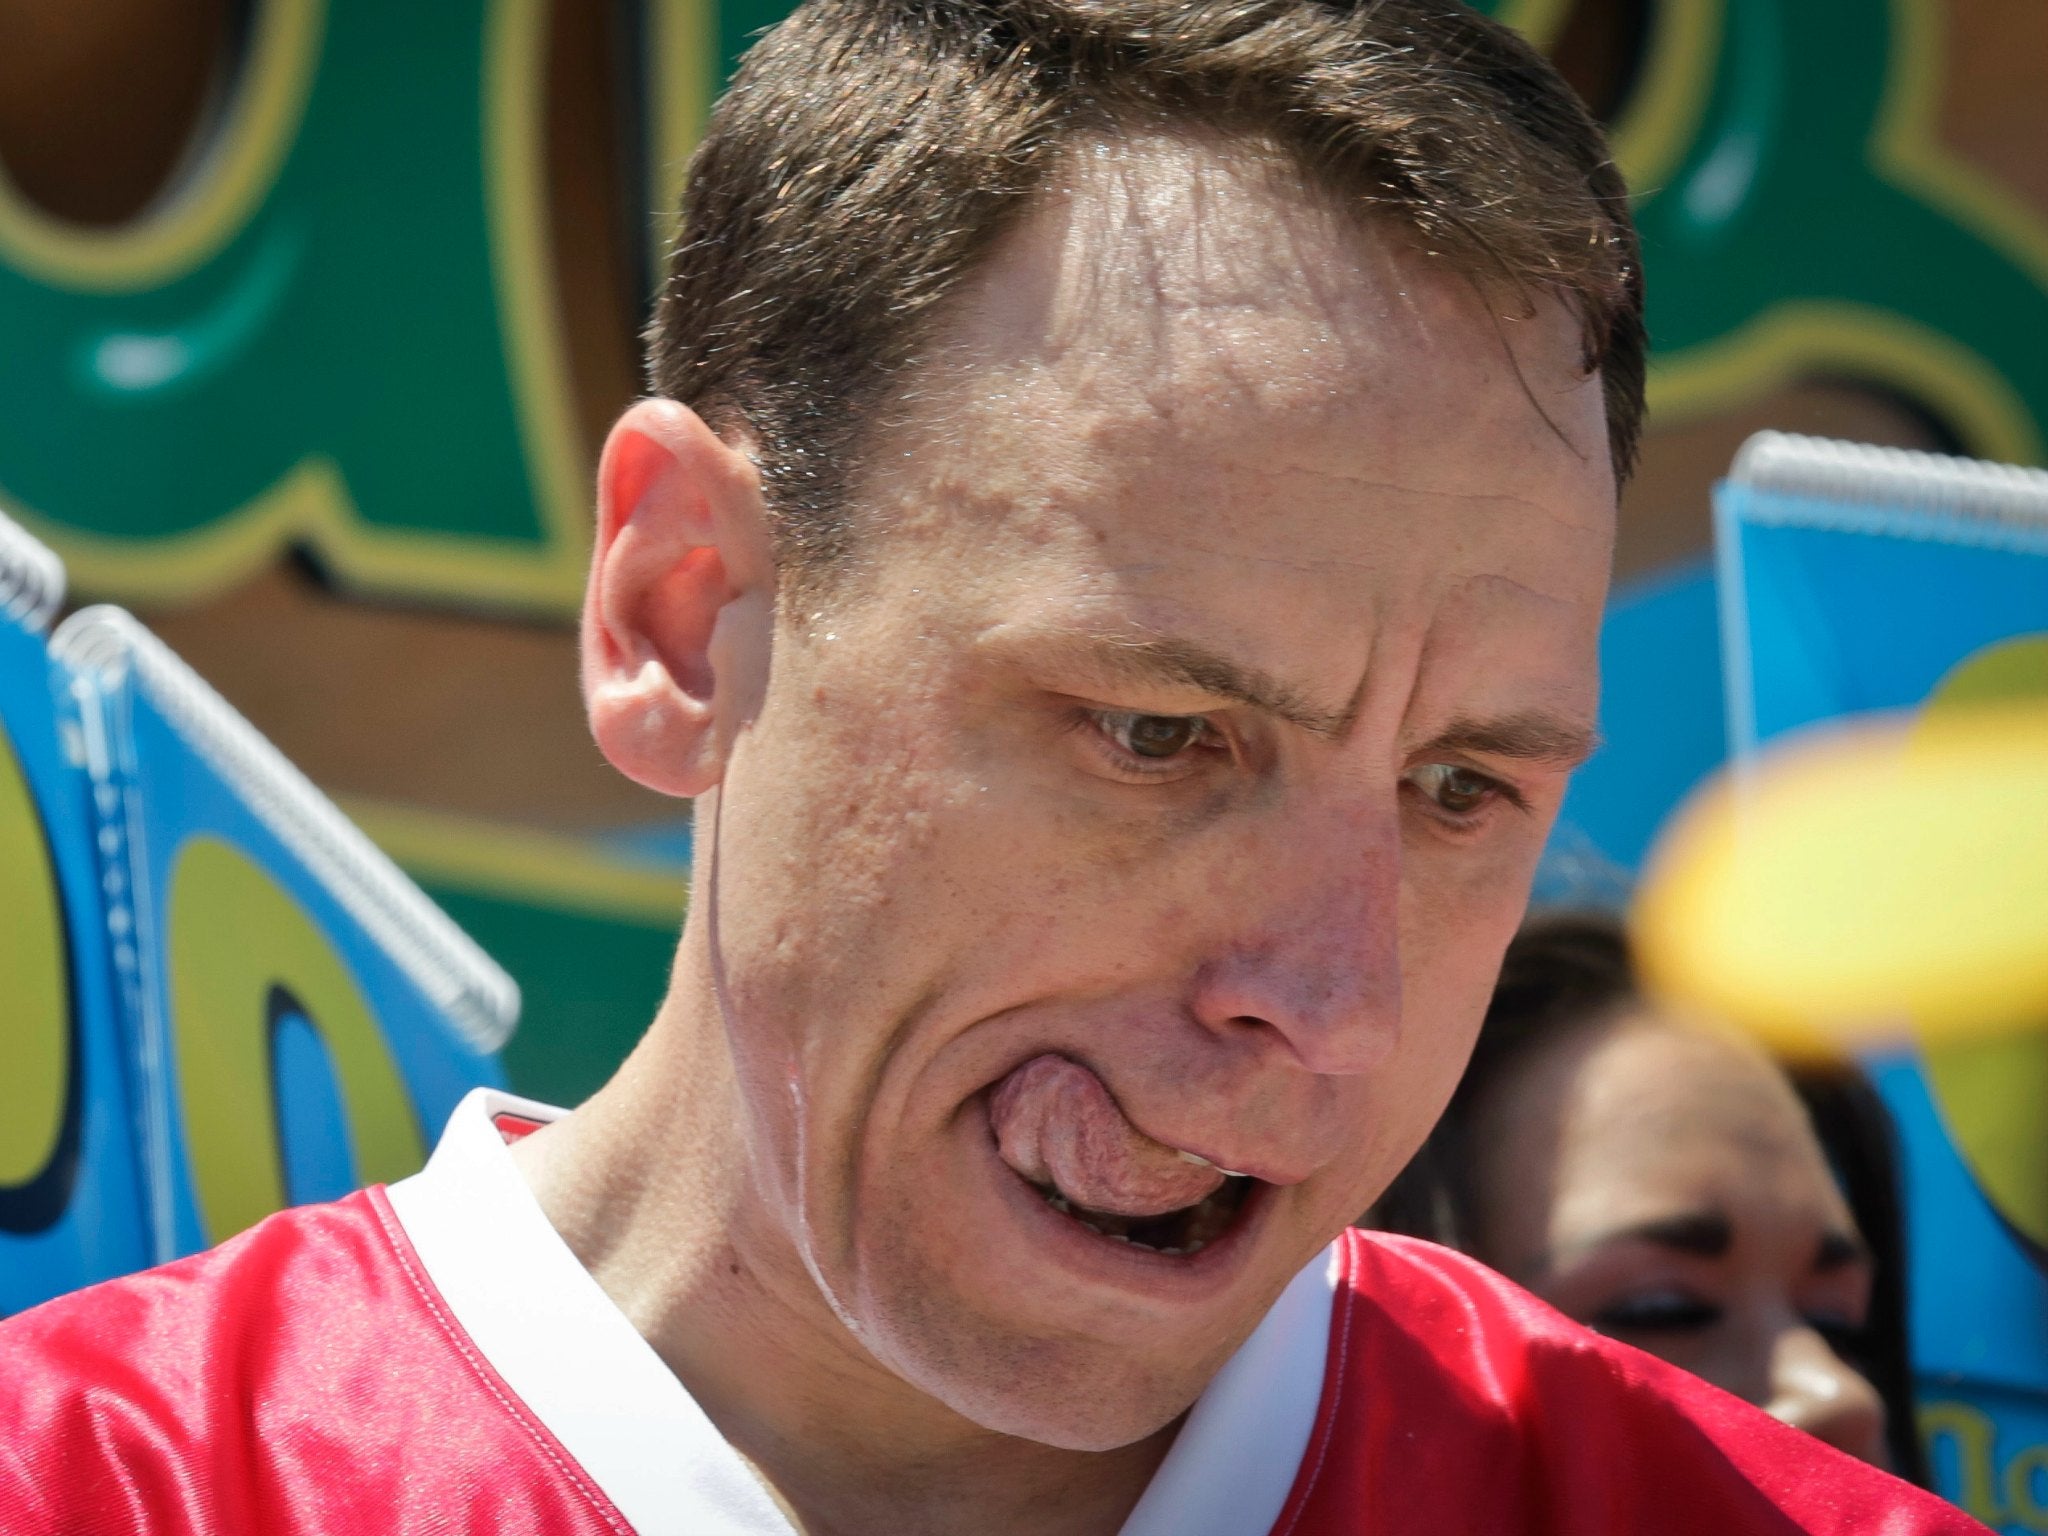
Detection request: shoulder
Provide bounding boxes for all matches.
[1270,1228,1984,1536]
[0,1192,406,1529]
[0,1189,616,1535]
[0,1187,427,1392]
[0,1190,406,1420]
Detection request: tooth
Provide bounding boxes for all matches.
[1177,1149,1249,1178]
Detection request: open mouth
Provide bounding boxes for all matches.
[1031,1170,1255,1257]
[988,1051,1266,1260]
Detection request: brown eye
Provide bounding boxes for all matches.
[1104,712,1206,760]
[1409,762,1501,816]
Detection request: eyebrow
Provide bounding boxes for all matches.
[1549,1213,1873,1272]
[1592,1212,1735,1259]
[1013,631,1353,736]
[1414,711,1601,773]
[1003,630,1599,763]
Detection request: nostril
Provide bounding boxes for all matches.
[1200,1006,1396,1077]
[1191,954,1401,1077]
[1185,799,1404,1067]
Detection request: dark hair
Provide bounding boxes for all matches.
[1788,1062,1929,1485]
[650,0,1644,592]
[1370,912,1930,1485]
[1371,913,1636,1251]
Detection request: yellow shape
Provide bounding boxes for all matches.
[166,835,424,1243]
[0,717,68,1188]
[1927,634,2048,710]
[1921,1031,2048,1249]
[1635,705,2048,1057]
[1918,636,2048,1249]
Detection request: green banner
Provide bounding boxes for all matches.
[0,0,589,614]
[2,0,2043,614]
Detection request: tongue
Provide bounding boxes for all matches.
[989,1054,1224,1218]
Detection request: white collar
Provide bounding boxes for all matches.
[388,1089,1335,1536]
[1119,1240,1337,1536]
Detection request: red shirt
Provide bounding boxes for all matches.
[0,1091,1980,1535]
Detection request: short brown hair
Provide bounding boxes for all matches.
[651,0,1644,586]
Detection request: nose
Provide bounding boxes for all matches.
[1187,800,1402,1076]
[1764,1326,1889,1469]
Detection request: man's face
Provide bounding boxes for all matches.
[697,138,1616,1448]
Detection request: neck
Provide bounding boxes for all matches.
[513,952,1175,1536]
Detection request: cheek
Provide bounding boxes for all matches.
[1363,847,1530,1152]
[694,657,996,1239]
[721,667,968,954]
[1399,845,1530,1039]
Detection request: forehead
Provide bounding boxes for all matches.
[846,131,1614,719]
[914,130,1611,482]
[1534,1022,1850,1228]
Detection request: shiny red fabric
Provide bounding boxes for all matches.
[1278,1229,1982,1534]
[0,1188,632,1535]
[0,1195,1982,1534]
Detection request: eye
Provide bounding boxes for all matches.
[1097,711,1213,762]
[1405,761,1513,818]
[1078,710,1230,782]
[1589,1288,1721,1336]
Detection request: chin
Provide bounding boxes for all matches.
[828,1219,1223,1449]
[865,1307,1204,1451]
[816,1103,1300,1447]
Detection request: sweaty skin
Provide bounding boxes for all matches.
[991,1055,1224,1217]
[545,127,1617,1531]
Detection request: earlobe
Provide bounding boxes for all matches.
[583,398,773,799]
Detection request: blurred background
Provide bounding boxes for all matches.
[4,0,2044,1096]
[2,0,2046,1521]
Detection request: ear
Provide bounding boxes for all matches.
[582,397,775,798]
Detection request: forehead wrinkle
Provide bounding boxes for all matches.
[1070,537,1599,759]
[1451,569,1599,621]
[1175,457,1615,543]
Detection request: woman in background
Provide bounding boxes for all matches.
[1373,914,1928,1481]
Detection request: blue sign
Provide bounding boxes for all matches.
[50,608,516,1262]
[0,522,151,1314]
[1,500,516,1315]
[1716,431,2048,1529]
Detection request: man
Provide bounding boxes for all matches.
[0,2,1978,1532]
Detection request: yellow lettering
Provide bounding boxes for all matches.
[165,835,424,1243]
[0,717,69,1205]
[2008,1443,2048,1533]
[1921,1400,2012,1527]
